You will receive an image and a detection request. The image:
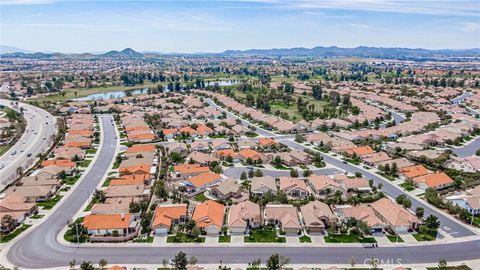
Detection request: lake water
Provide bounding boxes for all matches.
[76,80,239,101]
[76,88,149,101]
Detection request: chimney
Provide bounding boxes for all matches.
[121,213,125,220]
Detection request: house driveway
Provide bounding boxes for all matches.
[231,235,244,244]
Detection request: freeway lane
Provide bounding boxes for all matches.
[0,99,56,190]
[280,139,476,238]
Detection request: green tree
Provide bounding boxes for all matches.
[98,259,107,270]
[438,258,447,269]
[173,251,188,270]
[425,215,440,230]
[266,254,280,270]
[415,207,425,219]
[79,261,94,270]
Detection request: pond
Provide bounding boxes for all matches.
[76,88,149,101]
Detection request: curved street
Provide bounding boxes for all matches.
[5,108,480,269]
[0,99,56,190]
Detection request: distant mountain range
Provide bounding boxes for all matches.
[1,45,479,59]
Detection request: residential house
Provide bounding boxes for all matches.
[151,204,188,235]
[413,172,454,190]
[278,177,309,199]
[83,213,138,236]
[250,176,277,197]
[300,201,337,234]
[192,200,225,235]
[264,204,301,235]
[370,198,421,233]
[228,200,261,234]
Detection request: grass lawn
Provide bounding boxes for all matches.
[64,228,89,243]
[399,182,415,191]
[86,149,97,155]
[0,224,32,243]
[166,232,205,243]
[244,228,286,243]
[386,234,404,243]
[378,172,396,181]
[78,159,92,168]
[102,177,113,187]
[219,235,231,243]
[344,158,361,165]
[299,235,311,243]
[270,102,303,123]
[413,232,437,241]
[324,232,377,243]
[194,193,208,202]
[37,195,63,210]
[29,83,159,103]
[84,200,95,212]
[30,214,44,219]
[426,266,471,270]
[133,236,154,243]
[272,164,291,170]
[63,175,81,185]
[245,132,258,138]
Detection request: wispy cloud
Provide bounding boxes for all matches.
[1,0,52,5]
[458,22,480,32]
[256,0,479,17]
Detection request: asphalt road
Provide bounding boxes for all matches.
[7,115,117,268]
[453,136,480,157]
[279,139,476,238]
[206,98,476,238]
[0,99,56,190]
[6,106,479,268]
[224,166,342,178]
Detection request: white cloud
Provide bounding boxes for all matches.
[1,0,52,5]
[258,0,480,17]
[458,22,480,32]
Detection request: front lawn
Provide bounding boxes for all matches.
[386,234,404,243]
[426,266,471,270]
[194,193,208,202]
[0,224,32,243]
[133,236,154,243]
[37,195,63,210]
[63,174,81,185]
[399,182,415,191]
[413,232,437,241]
[86,149,97,155]
[166,232,205,243]
[272,164,291,170]
[30,214,44,219]
[219,235,231,243]
[344,158,361,165]
[102,177,113,187]
[64,227,89,243]
[299,235,311,243]
[244,228,286,243]
[324,232,377,243]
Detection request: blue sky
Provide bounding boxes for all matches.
[1,0,479,53]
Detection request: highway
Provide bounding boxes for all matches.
[6,106,480,269]
[0,99,56,190]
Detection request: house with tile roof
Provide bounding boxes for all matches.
[192,200,225,235]
[228,200,261,234]
[151,204,188,235]
[264,204,301,235]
